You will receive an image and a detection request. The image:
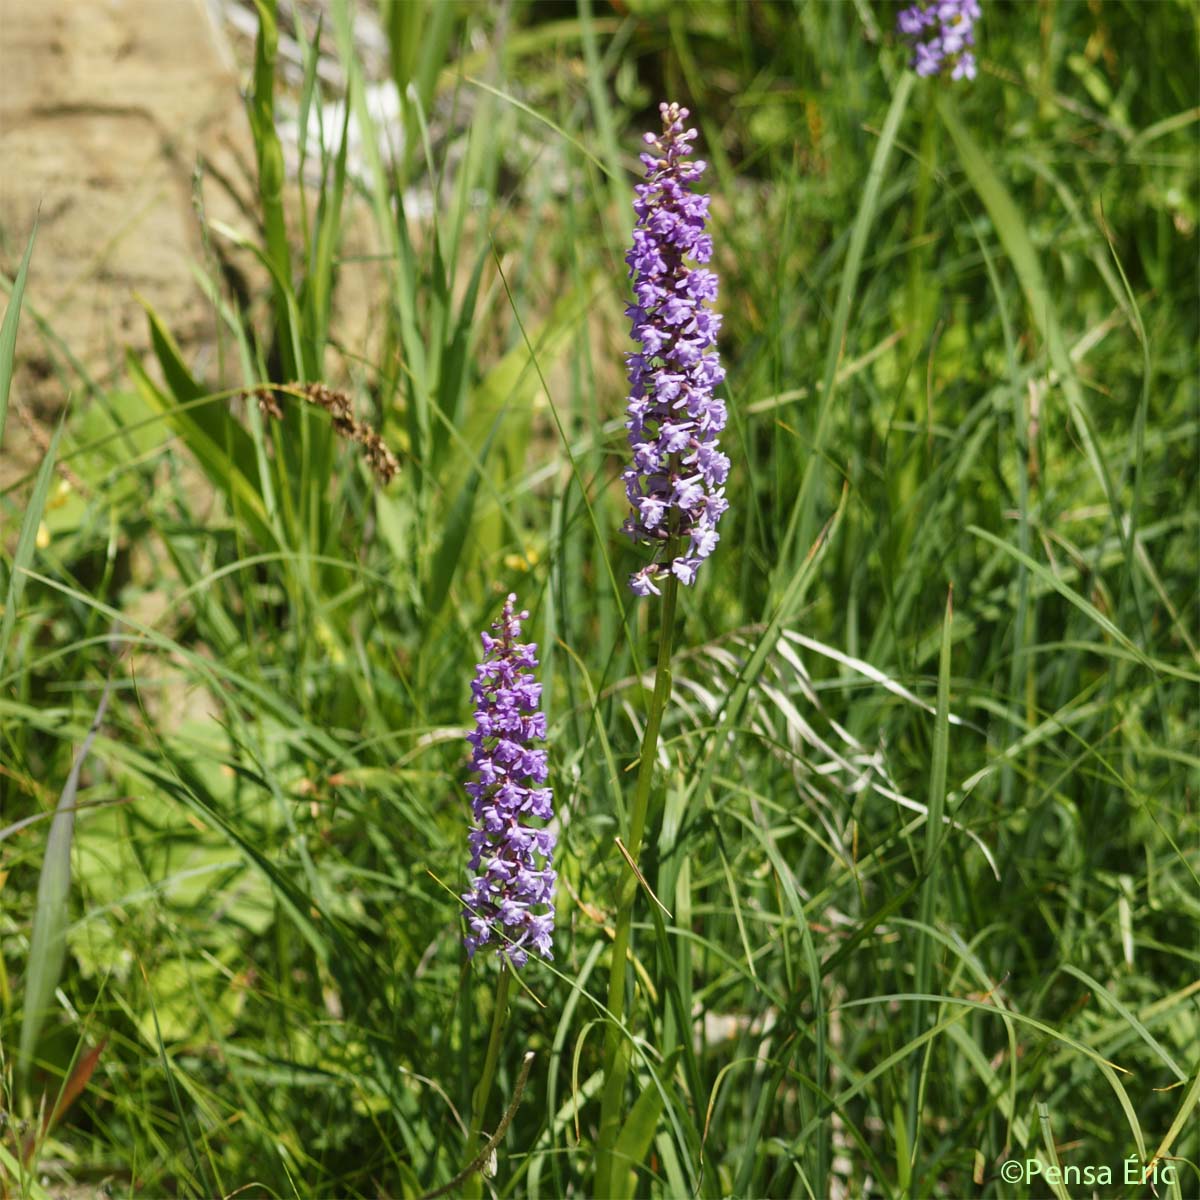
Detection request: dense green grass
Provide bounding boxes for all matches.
[2,1,1197,1196]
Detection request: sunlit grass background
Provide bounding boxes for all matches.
[2,1,1197,1196]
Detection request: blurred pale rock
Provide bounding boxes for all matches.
[0,0,253,441]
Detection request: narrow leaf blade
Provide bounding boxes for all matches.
[0,419,63,679]
[0,221,37,448]
[18,675,110,1080]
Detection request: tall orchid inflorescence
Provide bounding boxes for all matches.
[461,595,556,968]
[623,101,729,598]
[898,0,980,81]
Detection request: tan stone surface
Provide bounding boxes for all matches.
[0,0,254,475]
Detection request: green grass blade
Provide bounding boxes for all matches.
[17,669,111,1081]
[1061,965,1187,1081]
[0,418,63,679]
[939,95,1129,542]
[906,585,953,1183]
[968,524,1153,670]
[248,0,297,378]
[126,354,275,550]
[1035,1103,1073,1200]
[610,1068,671,1200]
[0,222,36,450]
[1151,1067,1200,1177]
[780,71,914,574]
[0,1140,54,1200]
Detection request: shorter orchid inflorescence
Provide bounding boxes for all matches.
[461,595,556,969]
[898,0,980,81]
[622,101,729,597]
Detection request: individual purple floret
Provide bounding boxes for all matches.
[622,101,729,598]
[460,595,556,968]
[897,0,980,81]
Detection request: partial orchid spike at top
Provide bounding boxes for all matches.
[898,0,981,81]
[622,101,729,598]
[460,595,556,969]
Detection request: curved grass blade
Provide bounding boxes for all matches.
[1061,965,1187,1082]
[17,667,112,1081]
[967,524,1153,671]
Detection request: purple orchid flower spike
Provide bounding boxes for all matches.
[897,0,980,81]
[622,101,729,597]
[461,595,556,968]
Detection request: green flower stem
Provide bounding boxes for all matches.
[905,85,939,376]
[594,568,680,1198]
[463,964,512,1200]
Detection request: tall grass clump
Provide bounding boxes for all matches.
[1,2,1197,1197]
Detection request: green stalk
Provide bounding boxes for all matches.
[594,569,680,1197]
[905,88,938,374]
[463,965,512,1200]
[905,586,953,1186]
[894,87,938,581]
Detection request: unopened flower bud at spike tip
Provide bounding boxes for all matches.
[622,102,729,596]
[460,595,556,968]
[897,0,980,81]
